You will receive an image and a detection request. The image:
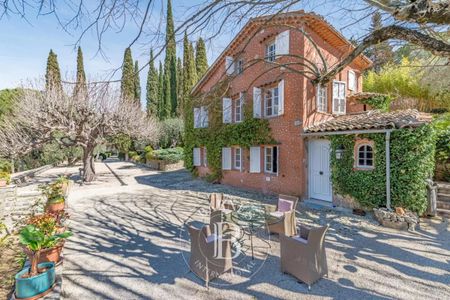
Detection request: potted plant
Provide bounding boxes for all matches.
[0,171,11,187]
[15,225,70,299]
[55,176,70,195]
[26,213,72,265]
[39,182,65,213]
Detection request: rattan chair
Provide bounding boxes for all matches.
[187,225,233,287]
[266,194,299,237]
[280,224,329,290]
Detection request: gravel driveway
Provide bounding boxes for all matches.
[55,159,449,300]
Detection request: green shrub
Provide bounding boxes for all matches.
[132,154,143,163]
[0,171,11,184]
[144,145,154,153]
[145,151,154,161]
[152,147,184,163]
[0,159,12,173]
[128,151,138,158]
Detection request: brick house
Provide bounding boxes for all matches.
[189,11,432,209]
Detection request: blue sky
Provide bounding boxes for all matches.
[0,1,371,107]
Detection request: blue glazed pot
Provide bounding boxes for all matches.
[15,262,55,299]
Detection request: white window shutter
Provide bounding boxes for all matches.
[193,108,200,128]
[201,106,208,127]
[249,147,261,173]
[222,147,232,170]
[193,148,201,166]
[223,97,232,123]
[253,87,261,118]
[348,70,356,91]
[278,79,285,115]
[275,30,290,56]
[225,56,235,75]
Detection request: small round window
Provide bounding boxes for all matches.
[357,144,373,167]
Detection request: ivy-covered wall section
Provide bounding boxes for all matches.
[330,125,435,214]
[184,83,275,181]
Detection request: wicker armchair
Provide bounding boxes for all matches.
[266,195,299,237]
[280,224,329,290]
[187,225,233,287]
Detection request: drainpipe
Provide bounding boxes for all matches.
[385,130,391,210]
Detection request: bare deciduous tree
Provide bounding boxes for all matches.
[0,81,159,182]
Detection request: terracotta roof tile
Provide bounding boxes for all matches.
[304,109,432,133]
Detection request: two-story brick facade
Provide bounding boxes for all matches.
[190,11,372,201]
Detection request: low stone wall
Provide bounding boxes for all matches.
[0,186,45,233]
[373,208,418,231]
[146,159,184,171]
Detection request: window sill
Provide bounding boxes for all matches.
[353,166,374,171]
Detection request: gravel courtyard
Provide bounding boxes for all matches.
[50,159,450,300]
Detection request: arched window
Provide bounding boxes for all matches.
[357,144,373,167]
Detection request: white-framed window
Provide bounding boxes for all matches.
[348,70,357,91]
[235,94,243,123]
[236,59,244,75]
[317,85,327,112]
[332,81,346,114]
[234,147,242,170]
[264,146,278,174]
[264,87,279,117]
[203,147,208,166]
[265,42,276,62]
[357,144,374,168]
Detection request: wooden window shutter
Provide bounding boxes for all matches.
[193,107,200,128]
[253,87,262,118]
[249,146,261,173]
[278,79,285,115]
[225,56,235,75]
[223,97,232,123]
[193,148,201,166]
[222,147,232,170]
[275,30,290,56]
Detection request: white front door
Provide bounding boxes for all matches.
[308,139,332,202]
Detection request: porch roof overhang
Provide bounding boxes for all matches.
[302,109,432,136]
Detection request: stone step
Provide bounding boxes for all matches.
[437,193,450,202]
[437,201,450,210]
[437,208,450,218]
[437,182,450,194]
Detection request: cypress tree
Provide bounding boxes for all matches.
[182,33,197,98]
[134,60,141,106]
[195,37,208,78]
[74,46,87,98]
[121,47,135,102]
[163,0,177,117]
[146,49,159,116]
[45,49,62,93]
[176,57,183,115]
[158,61,164,120]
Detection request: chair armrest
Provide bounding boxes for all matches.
[298,224,310,240]
[264,204,277,213]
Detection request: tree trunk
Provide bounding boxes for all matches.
[82,145,96,182]
[125,152,129,161]
[27,249,40,277]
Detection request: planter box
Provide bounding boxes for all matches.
[146,159,184,171]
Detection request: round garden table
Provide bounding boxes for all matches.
[231,204,268,260]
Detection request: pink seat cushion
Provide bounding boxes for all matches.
[278,198,293,212]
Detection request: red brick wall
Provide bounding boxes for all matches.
[195,21,366,198]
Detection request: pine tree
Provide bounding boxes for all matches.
[195,37,208,78]
[163,0,177,117]
[45,49,62,93]
[146,49,159,117]
[121,47,135,102]
[74,46,87,98]
[134,60,141,106]
[158,61,164,120]
[366,12,394,72]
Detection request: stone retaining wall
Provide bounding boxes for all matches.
[0,186,44,233]
[145,160,184,171]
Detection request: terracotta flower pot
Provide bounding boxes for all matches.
[45,202,65,213]
[38,242,65,265]
[0,179,7,187]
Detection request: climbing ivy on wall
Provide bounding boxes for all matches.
[330,125,435,214]
[359,95,391,111]
[184,83,275,181]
